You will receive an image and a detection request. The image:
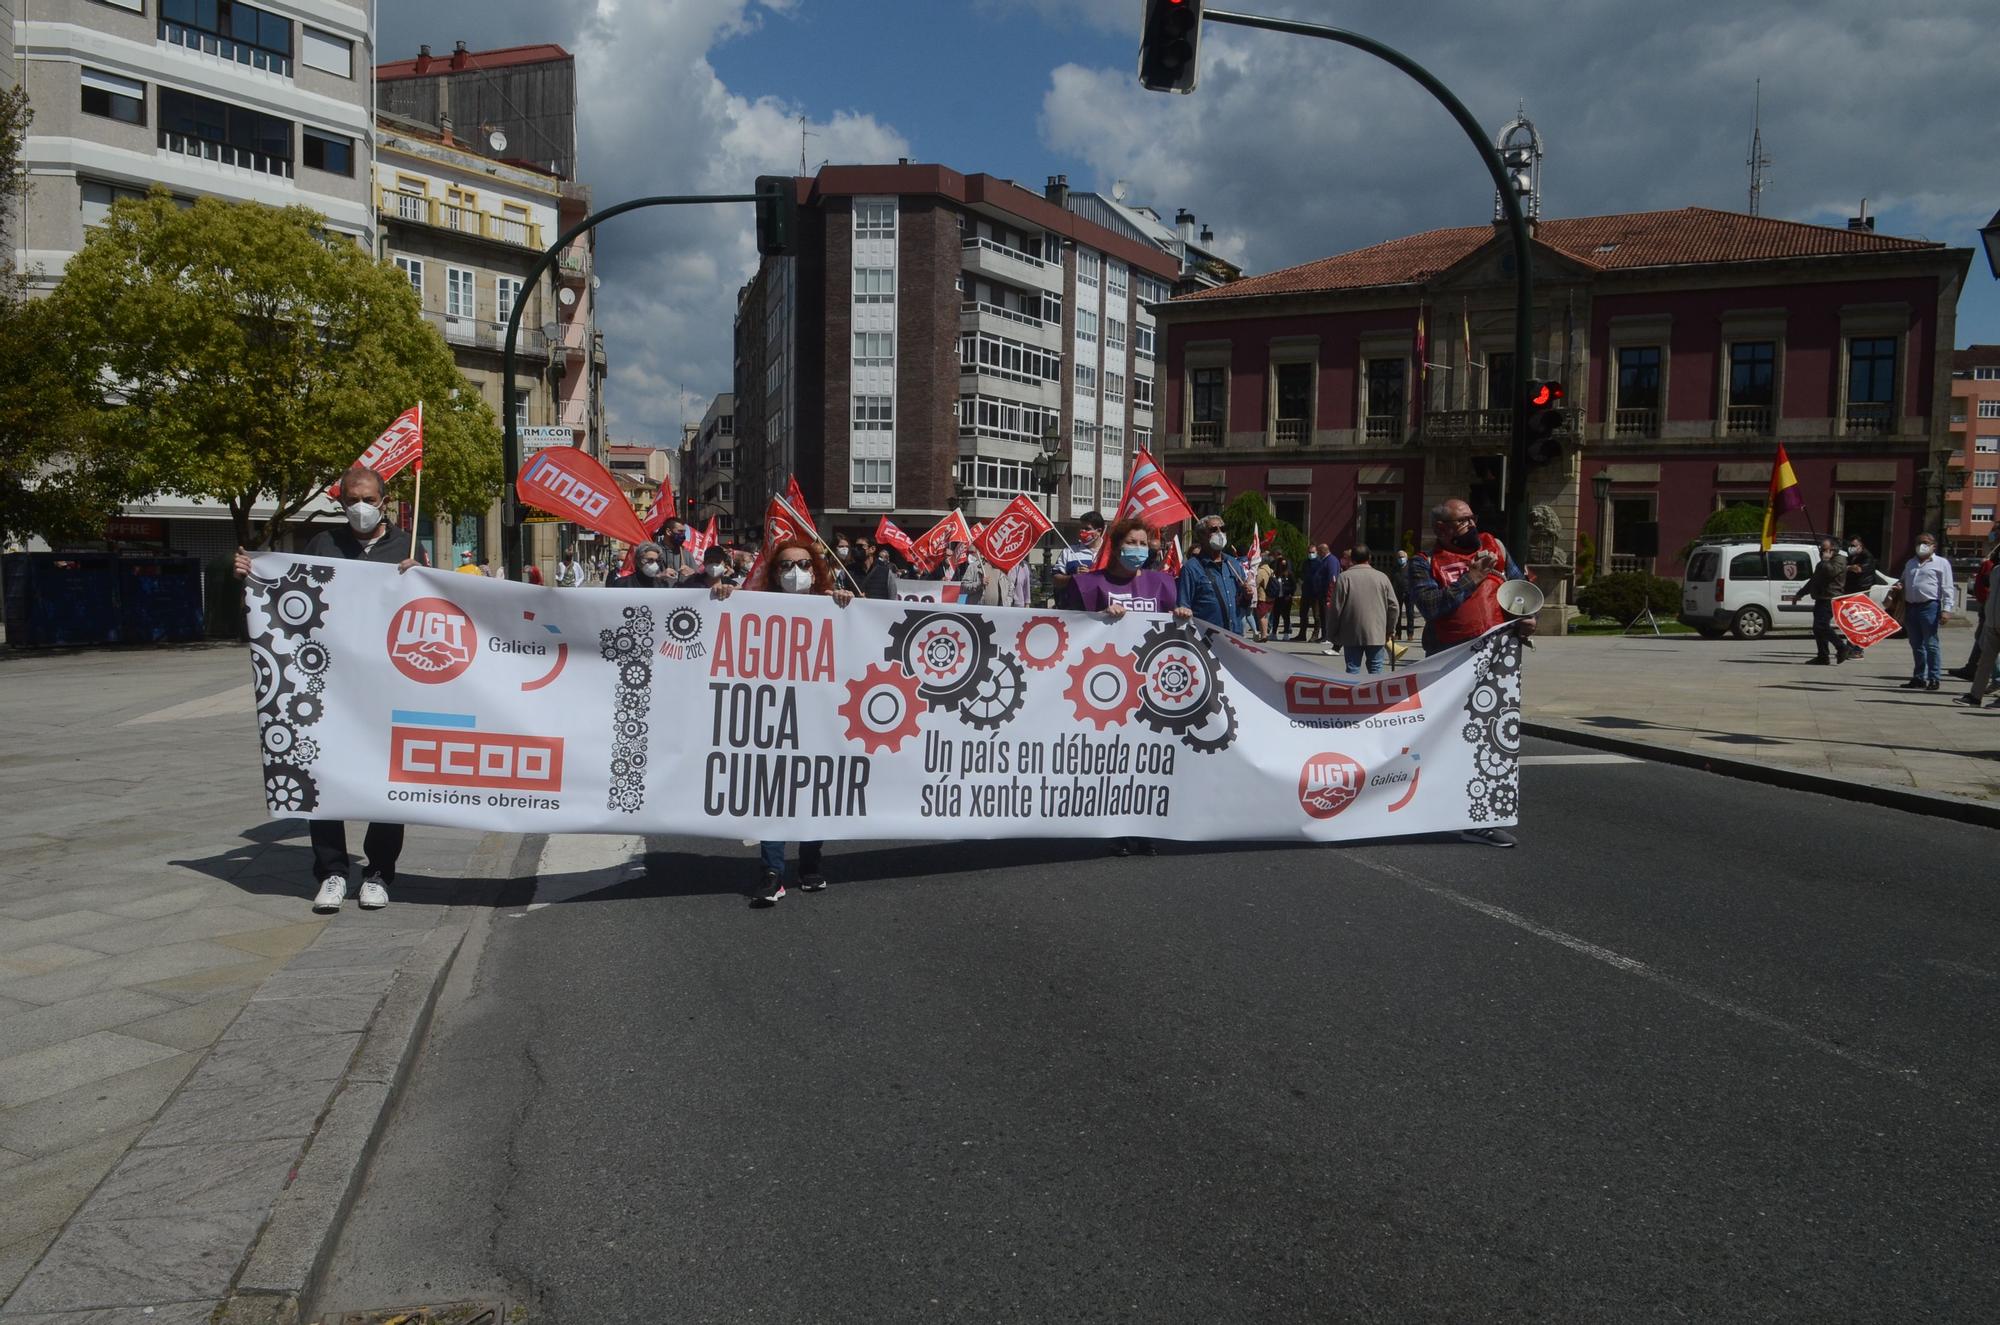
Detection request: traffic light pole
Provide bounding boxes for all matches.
[1203,9,1538,558]
[500,192,757,581]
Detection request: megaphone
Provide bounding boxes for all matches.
[1496,579,1544,618]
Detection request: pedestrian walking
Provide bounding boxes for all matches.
[1325,545,1399,674]
[233,465,424,912]
[1177,514,1251,634]
[1952,570,2000,709]
[1893,532,1953,691]
[1267,557,1295,640]
[1789,538,1853,665]
[554,550,585,588]
[1394,550,1418,640]
[1302,544,1334,641]
[1948,539,1996,681]
[711,540,854,904]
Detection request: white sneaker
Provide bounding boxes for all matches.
[312,876,346,912]
[357,872,389,910]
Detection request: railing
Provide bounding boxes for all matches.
[1269,420,1309,447]
[1364,414,1400,441]
[388,190,427,223]
[962,236,1047,270]
[159,19,293,76]
[160,130,291,178]
[425,309,552,356]
[1610,554,1654,575]
[378,185,546,249]
[960,300,1047,332]
[558,250,590,282]
[1614,407,1658,438]
[1845,401,1893,435]
[1424,408,1513,438]
[1725,405,1772,436]
[1188,421,1222,447]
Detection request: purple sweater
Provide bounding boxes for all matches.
[1070,568,1180,614]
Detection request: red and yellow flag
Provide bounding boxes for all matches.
[1760,444,1804,551]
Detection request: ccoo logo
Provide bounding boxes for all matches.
[1297,752,1366,820]
[387,597,478,684]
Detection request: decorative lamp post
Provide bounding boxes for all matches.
[1592,466,1614,580]
[1031,422,1069,606]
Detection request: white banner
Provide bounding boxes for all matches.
[243,554,1521,842]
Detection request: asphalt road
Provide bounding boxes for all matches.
[317,738,2000,1324]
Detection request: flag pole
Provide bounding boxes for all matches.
[408,400,424,559]
[773,493,861,592]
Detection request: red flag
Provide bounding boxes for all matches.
[517,447,652,545]
[636,473,676,542]
[783,476,821,542]
[328,404,423,496]
[909,510,973,573]
[1413,305,1427,434]
[1163,534,1183,577]
[874,516,915,556]
[971,494,1055,573]
[1095,448,1196,567]
[1831,593,1901,649]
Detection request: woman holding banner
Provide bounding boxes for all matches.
[711,538,854,905]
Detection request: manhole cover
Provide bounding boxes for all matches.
[325,1304,515,1325]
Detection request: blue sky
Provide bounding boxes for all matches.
[382,0,2000,439]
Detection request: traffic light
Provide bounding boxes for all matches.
[1524,379,1566,466]
[754,175,796,257]
[1138,0,1204,94]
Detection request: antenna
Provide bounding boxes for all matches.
[798,115,820,177]
[1747,79,1773,217]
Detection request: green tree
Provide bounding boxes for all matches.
[1677,501,1766,561]
[0,85,137,546]
[1221,490,1307,568]
[44,194,500,547]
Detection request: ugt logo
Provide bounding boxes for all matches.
[1297,752,1366,820]
[387,597,478,684]
[984,514,1033,561]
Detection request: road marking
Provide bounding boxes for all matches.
[120,685,250,726]
[1347,853,1927,1091]
[1518,754,1640,766]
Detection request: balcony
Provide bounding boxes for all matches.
[1725,405,1772,436]
[1613,407,1659,438]
[1270,419,1311,447]
[558,249,590,287]
[1364,415,1402,443]
[378,186,546,249]
[961,236,1062,293]
[159,19,292,77]
[958,365,1062,410]
[960,300,1062,350]
[160,130,290,179]
[425,309,552,357]
[1425,408,1512,440]
[1188,421,1222,448]
[1845,401,1893,435]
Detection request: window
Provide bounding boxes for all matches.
[1362,360,1401,421]
[80,179,148,229]
[854,268,894,303]
[1616,346,1661,410]
[1101,475,1123,509]
[1975,507,1997,523]
[157,88,293,176]
[1106,318,1126,353]
[1074,421,1096,455]
[1134,324,1156,359]
[1980,402,2000,420]
[1074,362,1097,392]
[718,448,734,468]
[160,0,294,75]
[958,457,1041,501]
[1977,471,2000,489]
[301,128,352,176]
[1108,262,1128,300]
[1136,275,1171,306]
[960,331,1059,384]
[851,458,892,503]
[854,202,896,237]
[1729,341,1775,407]
[1191,367,1227,423]
[393,255,423,297]
[1134,427,1152,449]
[1727,551,1767,581]
[514,397,529,431]
[1076,250,1101,288]
[1847,337,1896,405]
[1105,371,1126,405]
[81,69,146,126]
[1072,471,1095,515]
[1102,424,1124,459]
[1978,437,2000,454]
[1769,551,1811,584]
[496,277,523,325]
[1134,376,1154,410]
[854,332,894,367]
[959,395,1058,446]
[300,26,353,77]
[446,267,475,319]
[1977,367,2000,381]
[853,396,893,431]
[1076,310,1098,344]
[1041,291,1063,324]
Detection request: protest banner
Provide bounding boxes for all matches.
[241,554,1521,844]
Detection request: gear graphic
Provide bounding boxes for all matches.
[260,721,297,757]
[285,692,323,728]
[264,569,329,640]
[665,606,703,643]
[957,654,1027,731]
[885,610,995,710]
[1491,782,1520,818]
[293,642,329,675]
[839,663,926,754]
[1134,621,1225,735]
[250,644,282,712]
[1013,616,1070,671]
[1063,644,1143,731]
[1177,692,1239,754]
[263,762,316,814]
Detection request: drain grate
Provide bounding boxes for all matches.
[324,1303,515,1325]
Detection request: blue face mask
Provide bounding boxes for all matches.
[1118,545,1151,569]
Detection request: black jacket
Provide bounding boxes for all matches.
[303,524,418,565]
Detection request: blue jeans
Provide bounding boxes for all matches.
[1904,598,1943,683]
[759,840,822,875]
[1344,644,1387,674]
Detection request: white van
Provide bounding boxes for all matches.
[1679,538,1896,639]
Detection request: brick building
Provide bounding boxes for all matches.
[732,163,1181,541]
[1946,347,2000,558]
[1156,207,1972,577]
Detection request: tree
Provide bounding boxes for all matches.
[44,194,500,547]
[1678,501,1766,561]
[1221,490,1307,568]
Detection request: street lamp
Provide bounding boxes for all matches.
[1031,422,1069,606]
[1980,208,2000,281]
[1591,466,1613,580]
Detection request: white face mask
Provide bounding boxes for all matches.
[639,560,663,577]
[779,567,813,594]
[1207,531,1228,551]
[345,500,382,535]
[1917,544,1934,558]
[706,562,725,579]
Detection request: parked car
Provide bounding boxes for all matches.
[1680,539,1896,639]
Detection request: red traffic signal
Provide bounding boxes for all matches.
[1524,379,1567,465]
[1139,0,1204,94]
[1528,380,1565,409]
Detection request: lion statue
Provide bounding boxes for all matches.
[1528,503,1567,565]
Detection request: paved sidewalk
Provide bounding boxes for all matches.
[0,646,504,1318]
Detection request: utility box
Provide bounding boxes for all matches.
[2,551,207,647]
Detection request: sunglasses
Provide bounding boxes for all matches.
[775,558,813,571]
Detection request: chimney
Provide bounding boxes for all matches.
[1044,174,1069,207]
[897,157,909,165]
[1176,208,1196,244]
[450,39,469,71]
[415,44,432,74]
[1847,198,1874,231]
[1198,224,1213,244]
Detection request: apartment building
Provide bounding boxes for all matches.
[1054,176,1241,296]
[732,163,1181,542]
[1156,207,1971,574]
[693,393,736,540]
[1946,347,2000,558]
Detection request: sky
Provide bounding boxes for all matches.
[379,0,2000,448]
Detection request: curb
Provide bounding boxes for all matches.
[1522,719,2000,830]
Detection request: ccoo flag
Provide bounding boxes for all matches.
[517,447,653,546]
[1760,444,1805,551]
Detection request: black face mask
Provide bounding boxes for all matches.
[1449,527,1481,552]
